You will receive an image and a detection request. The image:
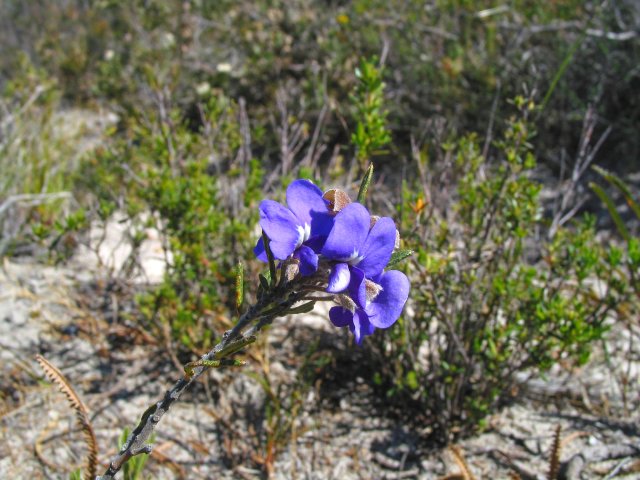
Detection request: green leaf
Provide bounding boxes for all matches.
[261,230,278,287]
[69,469,82,480]
[405,370,419,390]
[590,182,630,241]
[593,165,640,220]
[387,249,414,267]
[259,273,271,292]
[287,301,316,315]
[357,163,374,203]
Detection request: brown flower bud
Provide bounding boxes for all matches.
[323,188,352,215]
[284,259,300,281]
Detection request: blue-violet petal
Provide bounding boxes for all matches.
[357,217,397,277]
[366,270,410,329]
[258,199,301,260]
[327,263,351,293]
[321,203,370,261]
[296,245,319,276]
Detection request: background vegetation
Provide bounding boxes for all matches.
[0,0,638,476]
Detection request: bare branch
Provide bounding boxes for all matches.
[97,275,318,480]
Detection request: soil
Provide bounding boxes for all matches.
[1,253,638,480]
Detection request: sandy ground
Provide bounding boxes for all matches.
[1,255,639,480]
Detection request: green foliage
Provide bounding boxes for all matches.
[1,0,637,455]
[350,57,391,167]
[78,89,263,352]
[370,100,625,441]
[0,55,88,254]
[591,166,640,241]
[69,470,82,480]
[590,165,640,311]
[1,1,636,176]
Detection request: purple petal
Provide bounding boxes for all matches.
[358,217,397,277]
[304,235,326,253]
[366,270,410,329]
[351,310,375,345]
[329,306,353,328]
[327,263,351,293]
[286,180,325,224]
[296,245,318,276]
[347,266,367,308]
[287,180,334,237]
[258,199,301,260]
[321,203,370,261]
[254,237,267,262]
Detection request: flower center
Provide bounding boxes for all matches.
[365,279,383,305]
[343,249,365,265]
[295,223,311,248]
[335,293,356,313]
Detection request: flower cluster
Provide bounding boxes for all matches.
[254,179,410,344]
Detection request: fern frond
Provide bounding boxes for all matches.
[35,355,99,480]
[547,425,562,480]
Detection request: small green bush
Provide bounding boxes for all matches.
[368,98,626,441]
[79,89,263,352]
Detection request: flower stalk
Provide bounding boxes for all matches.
[98,175,411,479]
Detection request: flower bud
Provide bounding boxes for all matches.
[323,188,352,215]
[335,293,356,313]
[284,260,300,281]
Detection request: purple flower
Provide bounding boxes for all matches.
[329,268,410,344]
[254,179,333,275]
[321,202,397,293]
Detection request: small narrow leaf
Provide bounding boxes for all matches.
[387,249,414,268]
[593,165,640,220]
[235,262,244,309]
[357,163,374,203]
[259,273,271,292]
[590,182,630,241]
[287,301,316,315]
[261,230,278,287]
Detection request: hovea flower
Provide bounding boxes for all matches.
[321,202,397,293]
[254,179,333,275]
[329,268,410,344]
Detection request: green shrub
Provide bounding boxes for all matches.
[79,89,263,352]
[3,1,636,177]
[368,98,625,441]
[0,55,90,255]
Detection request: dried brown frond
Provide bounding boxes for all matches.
[449,445,477,480]
[35,354,98,480]
[508,473,522,480]
[547,425,562,480]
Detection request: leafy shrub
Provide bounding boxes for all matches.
[2,1,636,176]
[0,55,92,255]
[79,88,263,352]
[367,98,626,441]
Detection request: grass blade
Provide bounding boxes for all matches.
[590,182,630,241]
